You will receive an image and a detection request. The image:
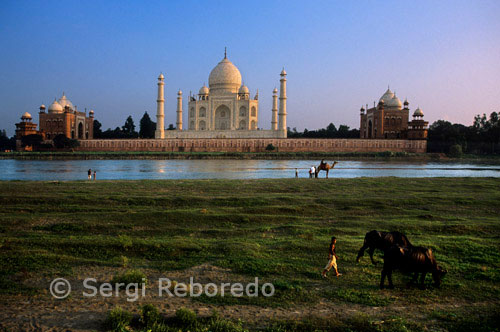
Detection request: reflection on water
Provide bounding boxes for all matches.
[0,159,499,181]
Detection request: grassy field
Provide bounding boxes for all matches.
[0,178,499,331]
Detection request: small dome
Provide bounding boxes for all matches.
[58,93,74,110]
[199,85,209,95]
[178,89,182,95]
[89,109,94,114]
[281,68,287,76]
[208,57,242,93]
[48,99,63,113]
[273,88,278,94]
[413,108,424,117]
[387,94,402,109]
[158,73,164,80]
[239,84,249,94]
[379,88,395,104]
[21,112,32,119]
[404,98,409,105]
[39,104,46,110]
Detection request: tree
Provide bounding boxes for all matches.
[167,124,175,130]
[139,112,156,138]
[21,134,43,148]
[52,134,80,149]
[0,130,16,151]
[93,120,103,138]
[122,116,138,138]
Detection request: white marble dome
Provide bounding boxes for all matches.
[199,85,209,95]
[387,94,402,109]
[58,93,74,110]
[379,88,395,104]
[48,99,63,113]
[208,57,242,93]
[239,84,249,94]
[414,107,424,117]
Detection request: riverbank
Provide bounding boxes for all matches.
[0,150,484,161]
[0,178,499,331]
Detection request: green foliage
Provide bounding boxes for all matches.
[175,307,198,328]
[122,115,139,138]
[111,269,147,289]
[140,303,161,328]
[52,134,80,149]
[428,112,500,154]
[0,129,16,151]
[93,119,103,138]
[265,143,276,151]
[104,307,132,331]
[287,122,359,138]
[20,134,43,148]
[448,144,463,157]
[139,111,156,138]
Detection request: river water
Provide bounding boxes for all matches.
[0,159,499,180]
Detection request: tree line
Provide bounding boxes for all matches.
[427,112,499,155]
[287,123,360,138]
[93,112,174,139]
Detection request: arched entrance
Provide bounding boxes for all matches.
[199,120,206,130]
[215,105,230,130]
[78,122,83,139]
[368,120,373,138]
[239,120,246,130]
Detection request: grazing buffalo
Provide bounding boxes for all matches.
[380,245,447,289]
[356,230,412,265]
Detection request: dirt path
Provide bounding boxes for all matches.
[0,264,488,331]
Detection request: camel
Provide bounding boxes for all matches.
[315,160,338,178]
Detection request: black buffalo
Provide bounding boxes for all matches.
[356,230,412,264]
[380,245,447,289]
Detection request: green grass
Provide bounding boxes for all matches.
[1,178,500,331]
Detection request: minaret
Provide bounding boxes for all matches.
[155,73,165,139]
[278,68,287,137]
[271,88,278,130]
[176,89,183,130]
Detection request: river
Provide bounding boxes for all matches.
[0,159,499,180]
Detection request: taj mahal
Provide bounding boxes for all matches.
[155,50,287,139]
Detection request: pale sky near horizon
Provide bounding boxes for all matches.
[1,0,499,136]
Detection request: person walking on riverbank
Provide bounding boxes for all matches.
[295,168,298,178]
[309,166,315,178]
[93,170,96,181]
[322,236,341,278]
[87,169,92,180]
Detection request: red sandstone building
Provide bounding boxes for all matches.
[360,88,428,139]
[15,112,40,139]
[38,93,94,140]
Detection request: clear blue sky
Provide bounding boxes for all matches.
[1,0,499,136]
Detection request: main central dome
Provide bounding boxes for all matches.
[208,56,242,94]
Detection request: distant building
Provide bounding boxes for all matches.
[155,50,287,139]
[359,87,428,139]
[38,93,94,140]
[15,112,40,139]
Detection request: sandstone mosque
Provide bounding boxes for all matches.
[15,93,94,140]
[359,87,428,140]
[154,49,287,139]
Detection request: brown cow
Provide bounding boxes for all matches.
[380,245,447,289]
[356,230,412,265]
